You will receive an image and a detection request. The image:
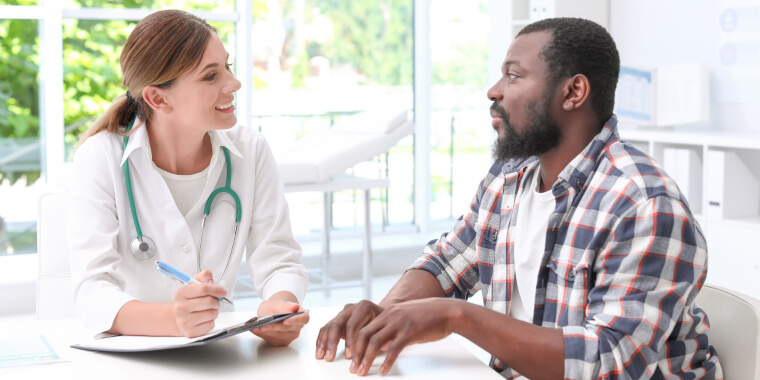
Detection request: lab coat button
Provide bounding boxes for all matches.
[219,280,227,288]
[182,244,191,253]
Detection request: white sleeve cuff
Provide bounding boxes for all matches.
[76,286,136,338]
[261,272,308,304]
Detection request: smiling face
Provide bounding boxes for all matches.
[160,33,241,132]
[487,31,562,161]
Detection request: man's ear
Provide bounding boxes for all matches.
[142,86,173,114]
[561,74,591,111]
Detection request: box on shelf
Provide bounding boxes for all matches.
[663,147,703,214]
[706,150,760,220]
[615,62,710,128]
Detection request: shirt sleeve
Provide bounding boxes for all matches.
[562,195,709,379]
[408,178,488,300]
[68,138,136,336]
[244,136,308,304]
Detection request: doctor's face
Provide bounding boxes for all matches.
[162,34,242,132]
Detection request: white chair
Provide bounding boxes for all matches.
[695,283,760,379]
[36,192,76,320]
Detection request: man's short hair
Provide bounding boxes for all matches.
[518,18,620,123]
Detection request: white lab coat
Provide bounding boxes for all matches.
[68,121,308,335]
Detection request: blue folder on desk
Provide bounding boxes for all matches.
[71,312,302,353]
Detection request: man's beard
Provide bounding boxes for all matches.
[491,95,562,161]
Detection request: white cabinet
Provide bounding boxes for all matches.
[528,0,608,29]
[506,0,610,40]
[620,128,760,298]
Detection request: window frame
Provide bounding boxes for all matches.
[0,0,479,258]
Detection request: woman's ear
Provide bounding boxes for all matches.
[142,86,173,114]
[561,74,591,111]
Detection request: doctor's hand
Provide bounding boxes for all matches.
[315,300,385,363]
[172,270,227,338]
[253,292,309,346]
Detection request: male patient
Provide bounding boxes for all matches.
[315,17,723,379]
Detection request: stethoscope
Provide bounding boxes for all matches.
[122,117,241,281]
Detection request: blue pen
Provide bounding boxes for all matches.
[156,261,233,305]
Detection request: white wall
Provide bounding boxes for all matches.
[610,0,760,132]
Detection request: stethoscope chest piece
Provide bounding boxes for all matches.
[130,236,157,261]
[122,117,239,277]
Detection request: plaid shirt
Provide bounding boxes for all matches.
[411,116,723,379]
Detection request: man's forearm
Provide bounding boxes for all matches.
[379,269,445,307]
[455,301,565,380]
[373,268,565,378]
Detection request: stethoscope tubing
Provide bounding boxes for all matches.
[122,117,241,282]
[122,118,144,239]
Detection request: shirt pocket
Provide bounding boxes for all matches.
[473,222,498,261]
[473,222,496,288]
[546,260,589,324]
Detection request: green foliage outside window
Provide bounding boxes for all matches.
[308,0,413,86]
[0,18,38,140]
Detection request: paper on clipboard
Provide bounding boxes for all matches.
[70,312,303,353]
[0,335,64,367]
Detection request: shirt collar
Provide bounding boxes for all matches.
[500,156,537,175]
[119,119,243,166]
[556,114,619,192]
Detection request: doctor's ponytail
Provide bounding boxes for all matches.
[76,10,217,148]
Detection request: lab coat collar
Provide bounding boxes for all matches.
[119,118,149,167]
[209,128,243,159]
[119,119,243,167]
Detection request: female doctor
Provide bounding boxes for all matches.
[69,10,309,344]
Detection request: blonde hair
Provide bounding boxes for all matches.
[77,10,217,147]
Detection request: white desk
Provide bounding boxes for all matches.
[1,307,501,380]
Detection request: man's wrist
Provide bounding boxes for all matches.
[448,299,471,336]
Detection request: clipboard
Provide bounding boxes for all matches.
[71,312,304,353]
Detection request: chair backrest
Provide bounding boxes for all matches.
[36,192,76,320]
[695,283,760,379]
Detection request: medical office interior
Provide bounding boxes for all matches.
[1,0,759,367]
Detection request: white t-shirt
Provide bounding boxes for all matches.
[153,162,210,218]
[510,168,555,323]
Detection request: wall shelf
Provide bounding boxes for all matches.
[621,128,760,150]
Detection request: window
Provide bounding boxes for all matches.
[0,0,489,259]
[429,0,492,221]
[0,16,40,255]
[250,0,414,235]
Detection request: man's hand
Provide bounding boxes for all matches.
[172,270,227,338]
[346,298,461,376]
[252,296,309,346]
[315,300,385,362]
